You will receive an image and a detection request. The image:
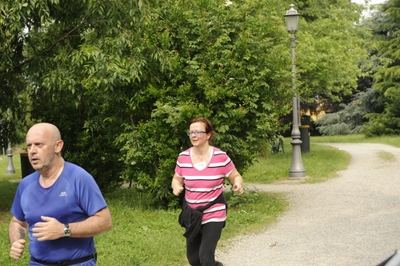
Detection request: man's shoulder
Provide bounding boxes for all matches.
[63,162,93,180]
[64,161,87,173]
[19,172,39,185]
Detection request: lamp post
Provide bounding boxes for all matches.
[5,108,15,174]
[6,142,15,174]
[285,4,306,178]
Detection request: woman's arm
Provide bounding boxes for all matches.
[171,174,184,196]
[228,169,244,194]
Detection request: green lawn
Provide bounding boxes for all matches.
[0,135,398,265]
[0,154,287,266]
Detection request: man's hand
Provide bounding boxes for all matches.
[10,239,26,260]
[32,216,63,241]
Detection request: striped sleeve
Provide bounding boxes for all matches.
[175,150,190,177]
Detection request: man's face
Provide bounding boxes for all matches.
[26,126,57,171]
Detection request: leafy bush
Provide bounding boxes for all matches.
[224,189,260,209]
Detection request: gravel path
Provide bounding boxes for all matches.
[216,143,400,266]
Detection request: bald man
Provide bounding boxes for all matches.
[9,123,112,265]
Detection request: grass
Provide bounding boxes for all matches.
[0,134,398,265]
[378,151,396,162]
[244,134,400,184]
[0,155,287,266]
[309,134,400,147]
[244,141,351,184]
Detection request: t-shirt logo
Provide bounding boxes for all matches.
[59,191,67,197]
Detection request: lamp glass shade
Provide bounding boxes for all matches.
[285,15,299,32]
[284,4,300,33]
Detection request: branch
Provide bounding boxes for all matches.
[0,16,89,75]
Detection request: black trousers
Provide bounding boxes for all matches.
[186,221,224,266]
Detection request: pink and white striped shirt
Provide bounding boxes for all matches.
[175,146,235,224]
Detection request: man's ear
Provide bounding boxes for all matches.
[55,140,64,153]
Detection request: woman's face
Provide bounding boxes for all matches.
[188,122,209,147]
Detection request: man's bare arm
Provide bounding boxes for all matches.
[69,207,112,238]
[32,207,113,241]
[9,216,27,244]
[9,216,28,260]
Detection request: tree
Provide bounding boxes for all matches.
[315,88,383,135]
[0,0,373,206]
[6,0,293,204]
[296,0,370,115]
[362,0,400,136]
[0,0,60,143]
[116,0,292,205]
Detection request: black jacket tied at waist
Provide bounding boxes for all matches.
[178,193,226,242]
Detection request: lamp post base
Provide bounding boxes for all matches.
[289,139,306,179]
[289,138,306,179]
[289,172,307,179]
[289,98,306,179]
[6,142,15,175]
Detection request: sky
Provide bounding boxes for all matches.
[351,0,387,16]
[351,0,386,4]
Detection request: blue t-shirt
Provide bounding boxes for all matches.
[11,162,108,265]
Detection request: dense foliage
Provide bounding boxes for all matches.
[315,88,384,135]
[0,0,372,205]
[297,0,368,105]
[362,0,400,136]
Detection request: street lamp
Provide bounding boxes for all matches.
[6,142,15,174]
[5,108,15,174]
[284,4,306,178]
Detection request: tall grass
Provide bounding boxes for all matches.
[0,135,398,265]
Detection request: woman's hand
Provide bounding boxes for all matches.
[228,169,244,195]
[171,175,184,196]
[233,182,244,195]
[172,184,184,196]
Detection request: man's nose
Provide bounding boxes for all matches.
[28,145,37,153]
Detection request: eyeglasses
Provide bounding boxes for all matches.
[187,131,207,136]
